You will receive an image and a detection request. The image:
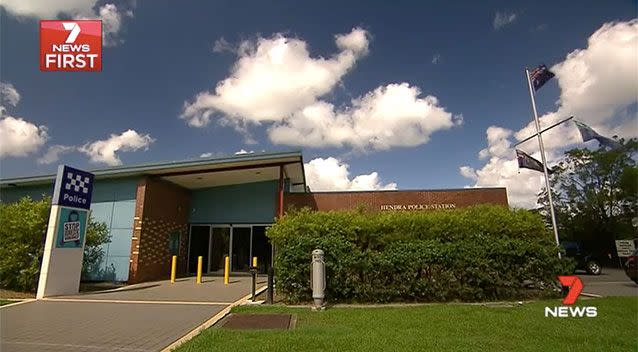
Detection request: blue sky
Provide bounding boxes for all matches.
[1,1,636,206]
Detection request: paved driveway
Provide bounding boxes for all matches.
[1,301,224,352]
[55,276,266,303]
[579,267,638,297]
[1,276,265,352]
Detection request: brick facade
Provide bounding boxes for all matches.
[128,177,191,284]
[285,188,508,212]
[126,183,506,283]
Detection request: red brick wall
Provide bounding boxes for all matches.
[285,188,508,212]
[128,177,191,283]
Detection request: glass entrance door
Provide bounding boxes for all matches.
[208,227,230,273]
[231,226,251,272]
[188,225,210,274]
[251,226,272,274]
[189,224,273,275]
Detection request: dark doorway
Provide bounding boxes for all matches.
[252,226,272,274]
[231,227,251,271]
[188,226,209,274]
[209,227,230,272]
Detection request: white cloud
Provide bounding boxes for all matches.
[478,126,512,159]
[0,116,49,158]
[269,83,460,150]
[0,82,48,158]
[182,27,458,151]
[304,157,397,191]
[461,20,638,208]
[37,145,76,164]
[0,0,95,18]
[334,28,369,55]
[97,4,127,47]
[200,152,213,158]
[1,1,135,47]
[493,11,518,30]
[235,149,254,155]
[79,129,155,166]
[212,37,234,53]
[0,82,20,107]
[459,166,477,181]
[180,27,370,127]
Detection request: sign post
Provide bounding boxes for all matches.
[37,165,94,299]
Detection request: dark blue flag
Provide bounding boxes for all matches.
[516,149,554,174]
[529,64,555,91]
[574,121,621,150]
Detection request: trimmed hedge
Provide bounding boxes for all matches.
[267,205,573,303]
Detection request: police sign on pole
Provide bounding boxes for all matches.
[37,165,94,299]
[52,165,94,209]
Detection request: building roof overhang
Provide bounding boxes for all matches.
[0,150,306,191]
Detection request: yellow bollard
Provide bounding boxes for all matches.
[224,256,230,285]
[170,255,177,283]
[252,256,258,268]
[196,256,203,284]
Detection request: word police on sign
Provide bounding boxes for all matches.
[52,165,94,210]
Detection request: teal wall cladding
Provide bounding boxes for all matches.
[1,177,139,282]
[190,180,279,224]
[0,183,54,203]
[84,177,139,282]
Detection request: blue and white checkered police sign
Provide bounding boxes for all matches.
[52,165,94,210]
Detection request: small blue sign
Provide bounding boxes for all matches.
[52,165,94,210]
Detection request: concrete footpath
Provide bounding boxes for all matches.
[0,276,266,352]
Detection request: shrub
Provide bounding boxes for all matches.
[267,205,573,303]
[0,196,110,292]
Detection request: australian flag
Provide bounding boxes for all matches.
[516,149,554,174]
[574,121,621,150]
[529,64,555,91]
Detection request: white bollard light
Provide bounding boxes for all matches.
[311,249,326,310]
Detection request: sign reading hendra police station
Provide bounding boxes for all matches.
[37,165,95,298]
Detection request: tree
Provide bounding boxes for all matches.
[82,216,111,281]
[538,138,637,255]
[0,196,110,292]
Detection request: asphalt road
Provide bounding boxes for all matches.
[578,267,638,297]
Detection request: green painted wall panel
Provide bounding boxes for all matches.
[190,180,278,224]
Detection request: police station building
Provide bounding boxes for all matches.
[0,151,508,284]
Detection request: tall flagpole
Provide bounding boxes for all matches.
[525,68,561,259]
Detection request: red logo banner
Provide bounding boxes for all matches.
[40,20,102,72]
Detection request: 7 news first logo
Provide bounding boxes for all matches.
[545,276,598,318]
[40,20,102,71]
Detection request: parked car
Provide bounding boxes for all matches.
[624,249,638,284]
[561,241,603,275]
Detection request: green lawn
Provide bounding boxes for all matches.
[0,300,16,306]
[177,297,638,352]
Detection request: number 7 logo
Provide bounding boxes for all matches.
[62,22,81,43]
[558,275,583,305]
